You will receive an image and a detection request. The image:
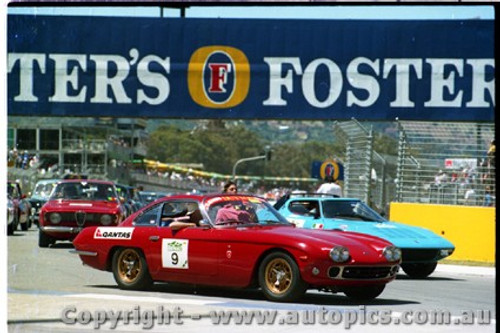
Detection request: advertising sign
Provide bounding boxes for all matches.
[8,15,495,121]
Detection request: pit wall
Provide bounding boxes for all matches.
[389,203,495,263]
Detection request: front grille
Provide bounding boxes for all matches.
[51,212,116,224]
[342,266,393,279]
[402,249,440,262]
[75,211,86,226]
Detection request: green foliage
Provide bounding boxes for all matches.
[146,124,264,175]
[146,122,393,179]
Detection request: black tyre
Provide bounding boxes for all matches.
[7,223,15,236]
[112,248,153,290]
[401,262,438,279]
[8,215,19,235]
[343,284,386,300]
[38,230,54,248]
[21,218,29,231]
[258,252,307,302]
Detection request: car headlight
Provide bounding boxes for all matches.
[330,246,350,262]
[49,213,62,224]
[100,214,112,225]
[439,249,454,258]
[383,246,402,262]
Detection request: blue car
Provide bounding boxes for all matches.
[274,193,455,278]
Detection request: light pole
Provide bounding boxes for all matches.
[232,146,271,180]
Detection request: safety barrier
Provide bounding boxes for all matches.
[389,202,495,263]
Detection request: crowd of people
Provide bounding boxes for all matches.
[429,139,495,206]
[7,148,39,170]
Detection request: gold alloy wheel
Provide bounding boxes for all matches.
[117,249,142,284]
[264,257,293,295]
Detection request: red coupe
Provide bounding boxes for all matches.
[72,193,401,302]
[39,179,125,247]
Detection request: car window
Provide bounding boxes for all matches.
[288,200,318,216]
[159,201,202,227]
[321,200,386,222]
[134,203,162,226]
[33,182,57,198]
[51,182,118,201]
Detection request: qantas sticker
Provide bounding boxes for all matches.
[94,227,134,240]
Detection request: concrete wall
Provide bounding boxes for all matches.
[389,203,495,263]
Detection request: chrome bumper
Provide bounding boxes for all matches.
[40,225,83,234]
[69,249,98,256]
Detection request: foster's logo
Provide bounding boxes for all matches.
[188,46,250,108]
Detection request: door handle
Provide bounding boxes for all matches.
[149,236,160,242]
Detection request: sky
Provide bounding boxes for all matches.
[4,4,496,20]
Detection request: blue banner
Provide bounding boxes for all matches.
[8,15,495,121]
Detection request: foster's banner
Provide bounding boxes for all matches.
[7,15,495,121]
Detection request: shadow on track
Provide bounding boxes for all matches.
[87,282,419,307]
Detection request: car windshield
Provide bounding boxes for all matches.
[116,185,132,200]
[32,182,57,198]
[204,195,291,226]
[321,200,386,222]
[7,183,18,197]
[138,191,169,205]
[50,182,118,202]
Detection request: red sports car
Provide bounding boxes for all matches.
[39,179,125,247]
[72,193,401,302]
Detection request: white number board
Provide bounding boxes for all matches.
[162,239,189,269]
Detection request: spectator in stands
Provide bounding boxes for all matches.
[434,170,448,185]
[483,186,494,207]
[486,139,495,188]
[464,186,476,206]
[487,139,495,169]
[316,175,343,197]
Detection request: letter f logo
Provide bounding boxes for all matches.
[208,63,232,93]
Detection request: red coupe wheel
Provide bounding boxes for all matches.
[258,252,307,302]
[112,248,152,290]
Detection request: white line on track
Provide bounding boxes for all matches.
[64,293,223,306]
[435,264,495,277]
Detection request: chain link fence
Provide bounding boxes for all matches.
[395,120,495,207]
[333,119,397,214]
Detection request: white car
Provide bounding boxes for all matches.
[7,198,16,235]
[27,179,59,226]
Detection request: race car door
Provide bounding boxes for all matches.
[136,200,218,284]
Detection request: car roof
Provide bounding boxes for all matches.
[56,179,115,185]
[274,192,361,210]
[35,179,60,184]
[154,192,265,203]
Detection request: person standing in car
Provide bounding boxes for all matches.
[316,175,343,197]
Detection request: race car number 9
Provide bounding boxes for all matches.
[162,239,189,269]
